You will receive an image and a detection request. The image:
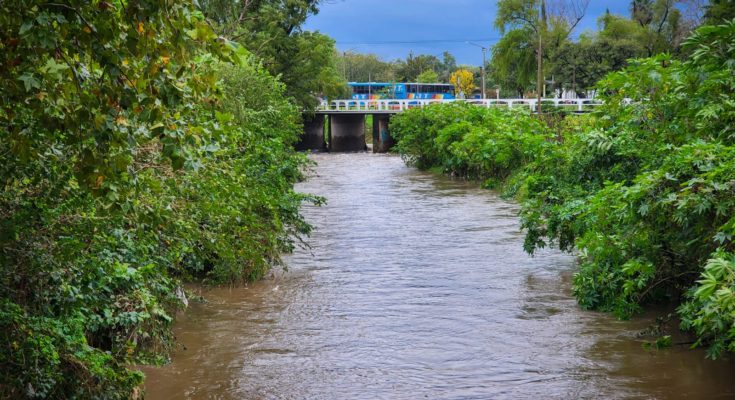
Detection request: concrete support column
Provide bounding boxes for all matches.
[372,114,394,153]
[296,114,326,151]
[329,114,366,152]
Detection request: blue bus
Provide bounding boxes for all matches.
[348,82,455,100]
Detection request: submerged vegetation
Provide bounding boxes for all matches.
[391,21,735,359]
[0,0,326,398]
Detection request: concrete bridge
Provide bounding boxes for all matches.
[297,98,603,153]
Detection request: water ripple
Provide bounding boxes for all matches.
[143,153,735,400]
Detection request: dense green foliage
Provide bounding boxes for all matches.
[549,13,648,96]
[490,28,538,97]
[335,51,397,82]
[391,103,550,178]
[705,0,735,23]
[1,1,315,397]
[391,20,735,359]
[491,0,589,97]
[490,0,702,96]
[416,69,440,84]
[335,50,460,84]
[199,0,348,109]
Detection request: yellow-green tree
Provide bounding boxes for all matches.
[450,69,475,98]
[416,69,439,83]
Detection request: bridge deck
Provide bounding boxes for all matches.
[315,110,399,115]
[317,98,603,114]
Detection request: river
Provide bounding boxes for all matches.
[143,152,735,399]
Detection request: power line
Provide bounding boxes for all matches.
[336,38,502,45]
[336,34,582,46]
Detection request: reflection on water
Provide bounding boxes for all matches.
[143,153,735,399]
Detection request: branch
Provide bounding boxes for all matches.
[42,3,96,33]
[237,0,254,24]
[637,270,699,303]
[656,0,672,34]
[56,47,84,94]
[513,12,539,34]
[254,36,276,57]
[560,0,590,40]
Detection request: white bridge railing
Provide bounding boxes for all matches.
[318,98,604,113]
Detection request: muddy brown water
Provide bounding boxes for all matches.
[143,153,735,399]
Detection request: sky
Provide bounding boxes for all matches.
[303,0,632,65]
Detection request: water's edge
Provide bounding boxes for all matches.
[143,153,735,400]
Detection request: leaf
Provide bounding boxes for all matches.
[18,74,40,91]
[42,58,69,80]
[19,22,33,35]
[214,111,233,124]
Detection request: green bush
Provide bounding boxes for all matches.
[391,20,735,358]
[529,21,735,356]
[391,102,551,188]
[679,252,735,359]
[160,57,318,284]
[0,2,315,397]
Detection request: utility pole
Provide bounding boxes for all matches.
[536,0,547,116]
[481,47,487,99]
[342,48,357,82]
[368,73,371,97]
[467,42,488,99]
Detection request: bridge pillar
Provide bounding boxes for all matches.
[371,114,394,153]
[296,114,326,151]
[329,114,366,152]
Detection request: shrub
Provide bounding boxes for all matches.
[0,3,315,397]
[391,20,735,357]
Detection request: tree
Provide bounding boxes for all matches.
[490,28,537,97]
[199,0,346,108]
[450,69,475,98]
[396,53,440,82]
[270,31,348,107]
[550,37,645,96]
[632,0,655,26]
[549,13,647,95]
[0,0,235,396]
[1,0,325,396]
[200,0,319,38]
[416,69,440,83]
[438,51,458,82]
[704,0,735,23]
[495,0,589,112]
[335,51,396,82]
[629,0,694,55]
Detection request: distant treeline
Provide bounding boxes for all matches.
[337,0,735,98]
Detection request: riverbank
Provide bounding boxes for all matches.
[0,47,316,398]
[389,22,735,358]
[143,153,735,399]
